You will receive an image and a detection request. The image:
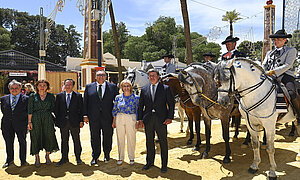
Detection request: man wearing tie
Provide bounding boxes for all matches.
[162,54,176,75]
[1,80,29,168]
[83,70,118,165]
[138,69,175,173]
[55,79,84,166]
[221,35,245,60]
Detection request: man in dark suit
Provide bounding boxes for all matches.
[83,70,118,165]
[138,68,175,173]
[221,35,245,60]
[1,79,29,168]
[54,79,84,166]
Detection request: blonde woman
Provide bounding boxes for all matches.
[112,79,139,165]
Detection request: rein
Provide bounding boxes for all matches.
[220,65,277,132]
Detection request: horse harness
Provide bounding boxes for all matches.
[217,66,277,132]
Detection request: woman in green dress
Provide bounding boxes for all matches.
[27,80,59,167]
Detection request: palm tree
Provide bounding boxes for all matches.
[222,10,242,36]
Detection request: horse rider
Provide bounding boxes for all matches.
[162,54,176,75]
[262,29,300,123]
[221,35,245,60]
[203,51,217,67]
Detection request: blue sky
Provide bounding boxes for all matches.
[1,0,287,50]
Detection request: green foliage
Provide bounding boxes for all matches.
[222,10,242,36]
[237,40,263,60]
[0,25,14,51]
[0,8,82,65]
[0,73,8,94]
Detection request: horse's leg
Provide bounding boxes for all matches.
[201,117,211,159]
[261,128,267,150]
[221,118,231,163]
[264,123,277,179]
[233,115,241,141]
[241,130,251,148]
[193,110,201,151]
[289,121,296,136]
[248,128,261,174]
[178,105,185,133]
[295,120,300,161]
[186,111,194,145]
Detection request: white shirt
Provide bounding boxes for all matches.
[96,81,106,98]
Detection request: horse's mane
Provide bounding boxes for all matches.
[189,62,214,72]
[234,57,265,73]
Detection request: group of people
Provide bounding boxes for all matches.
[1,28,298,174]
[0,69,175,173]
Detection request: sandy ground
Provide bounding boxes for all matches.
[0,110,299,180]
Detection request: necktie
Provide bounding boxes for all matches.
[11,95,17,111]
[223,51,232,59]
[151,85,155,102]
[67,93,71,108]
[98,85,102,101]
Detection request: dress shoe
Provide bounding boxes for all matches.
[142,163,154,170]
[104,155,110,163]
[90,159,97,165]
[56,159,69,166]
[76,159,83,165]
[2,161,13,168]
[21,161,29,167]
[161,166,168,173]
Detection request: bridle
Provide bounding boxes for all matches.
[216,64,277,132]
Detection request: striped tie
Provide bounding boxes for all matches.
[11,96,17,111]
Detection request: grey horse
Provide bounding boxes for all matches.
[178,63,240,163]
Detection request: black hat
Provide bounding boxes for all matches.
[221,35,239,44]
[203,51,216,58]
[269,29,292,38]
[161,54,174,58]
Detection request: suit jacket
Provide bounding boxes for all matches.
[54,91,83,128]
[83,81,118,128]
[0,94,29,131]
[138,83,175,125]
[262,45,297,79]
[221,50,245,60]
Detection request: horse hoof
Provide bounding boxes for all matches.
[232,137,238,141]
[223,157,231,164]
[192,146,200,151]
[241,144,249,149]
[248,167,258,174]
[261,144,267,150]
[289,132,295,137]
[186,140,193,145]
[180,130,184,133]
[201,152,208,159]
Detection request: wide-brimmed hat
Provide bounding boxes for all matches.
[221,35,239,44]
[269,29,292,38]
[203,51,216,58]
[161,54,174,58]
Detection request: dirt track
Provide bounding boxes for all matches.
[0,111,299,180]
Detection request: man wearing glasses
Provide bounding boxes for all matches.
[83,70,118,165]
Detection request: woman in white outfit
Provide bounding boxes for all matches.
[112,79,139,165]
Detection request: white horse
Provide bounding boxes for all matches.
[214,58,300,179]
[125,67,186,132]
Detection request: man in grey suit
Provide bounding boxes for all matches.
[162,54,176,75]
[263,29,300,121]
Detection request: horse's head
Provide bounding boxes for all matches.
[161,75,181,96]
[213,58,236,107]
[125,67,137,86]
[178,65,206,106]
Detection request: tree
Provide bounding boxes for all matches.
[0,26,14,51]
[237,40,263,60]
[222,10,242,36]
